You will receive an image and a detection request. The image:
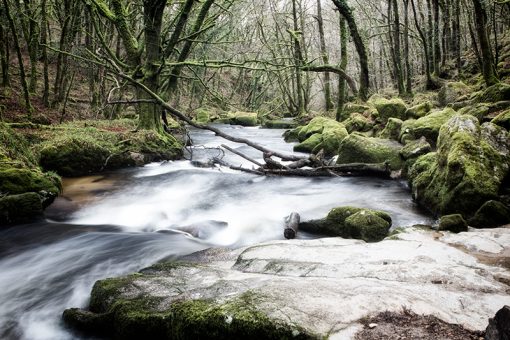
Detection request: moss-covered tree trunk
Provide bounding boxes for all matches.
[331,0,369,101]
[471,0,499,86]
[336,17,348,121]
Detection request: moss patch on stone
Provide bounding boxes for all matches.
[438,214,468,233]
[378,118,403,140]
[292,117,348,156]
[491,109,510,131]
[299,206,392,242]
[399,107,456,146]
[475,83,510,103]
[371,97,407,123]
[336,134,403,170]
[468,200,510,228]
[343,113,373,133]
[405,102,432,119]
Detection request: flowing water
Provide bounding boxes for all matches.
[0,125,433,339]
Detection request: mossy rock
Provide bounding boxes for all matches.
[263,120,297,129]
[0,192,43,225]
[343,113,373,133]
[293,133,322,153]
[399,107,456,146]
[336,134,403,170]
[378,118,403,140]
[63,266,314,340]
[194,108,211,124]
[457,103,490,122]
[283,127,300,142]
[299,206,392,242]
[408,115,510,217]
[438,214,468,233]
[405,102,432,119]
[292,117,348,156]
[476,83,510,103]
[371,97,407,123]
[468,200,510,228]
[438,81,472,106]
[491,109,510,131]
[400,137,432,160]
[0,167,60,197]
[231,112,258,126]
[344,211,391,242]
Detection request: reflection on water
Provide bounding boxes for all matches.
[0,125,433,339]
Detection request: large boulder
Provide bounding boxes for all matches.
[0,192,43,224]
[371,97,407,123]
[408,115,510,218]
[378,118,403,140]
[336,134,403,170]
[485,305,510,340]
[400,137,432,177]
[458,103,490,122]
[438,214,468,233]
[476,83,510,103]
[399,107,456,145]
[342,113,373,133]
[292,117,348,156]
[437,81,472,106]
[299,206,392,242]
[468,200,510,228]
[405,102,432,119]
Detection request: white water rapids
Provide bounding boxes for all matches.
[0,125,433,339]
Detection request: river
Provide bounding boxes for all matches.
[0,124,433,339]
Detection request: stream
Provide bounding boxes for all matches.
[0,124,433,339]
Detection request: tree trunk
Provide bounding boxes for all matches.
[336,16,348,121]
[403,0,413,94]
[0,9,10,87]
[316,0,333,111]
[471,0,499,86]
[432,0,441,75]
[41,0,50,106]
[291,0,305,116]
[411,0,436,89]
[3,0,32,114]
[390,0,405,95]
[331,0,370,101]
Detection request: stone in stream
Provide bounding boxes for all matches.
[62,227,510,339]
[299,206,392,242]
[438,214,468,233]
[485,305,510,340]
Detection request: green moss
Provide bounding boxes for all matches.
[438,81,472,106]
[405,102,432,119]
[0,122,38,168]
[291,117,348,156]
[400,138,432,160]
[195,108,210,124]
[293,133,322,153]
[0,192,43,224]
[296,117,331,141]
[476,83,510,103]
[457,103,489,122]
[299,206,392,242]
[336,134,403,170]
[438,214,468,233]
[342,113,373,133]
[233,112,258,127]
[378,118,403,140]
[399,107,456,146]
[468,200,510,228]
[491,109,510,130]
[371,98,407,123]
[408,115,510,217]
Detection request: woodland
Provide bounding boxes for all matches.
[1,0,510,339]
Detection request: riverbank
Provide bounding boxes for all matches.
[63,225,510,339]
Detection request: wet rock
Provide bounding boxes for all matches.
[399,107,456,146]
[438,214,468,233]
[378,118,403,140]
[405,102,432,119]
[469,201,510,228]
[299,206,391,242]
[336,134,403,171]
[0,192,43,225]
[63,228,510,339]
[408,115,510,218]
[485,305,510,340]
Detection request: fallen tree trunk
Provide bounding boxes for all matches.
[284,212,300,239]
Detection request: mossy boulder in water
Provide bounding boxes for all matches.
[408,115,510,218]
[233,112,258,126]
[263,119,297,129]
[491,109,510,131]
[299,206,392,242]
[292,117,348,156]
[0,192,44,225]
[336,134,403,170]
[371,97,407,123]
[405,102,432,119]
[63,263,314,339]
[399,107,456,146]
[438,214,468,233]
[468,200,510,228]
[378,118,403,140]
